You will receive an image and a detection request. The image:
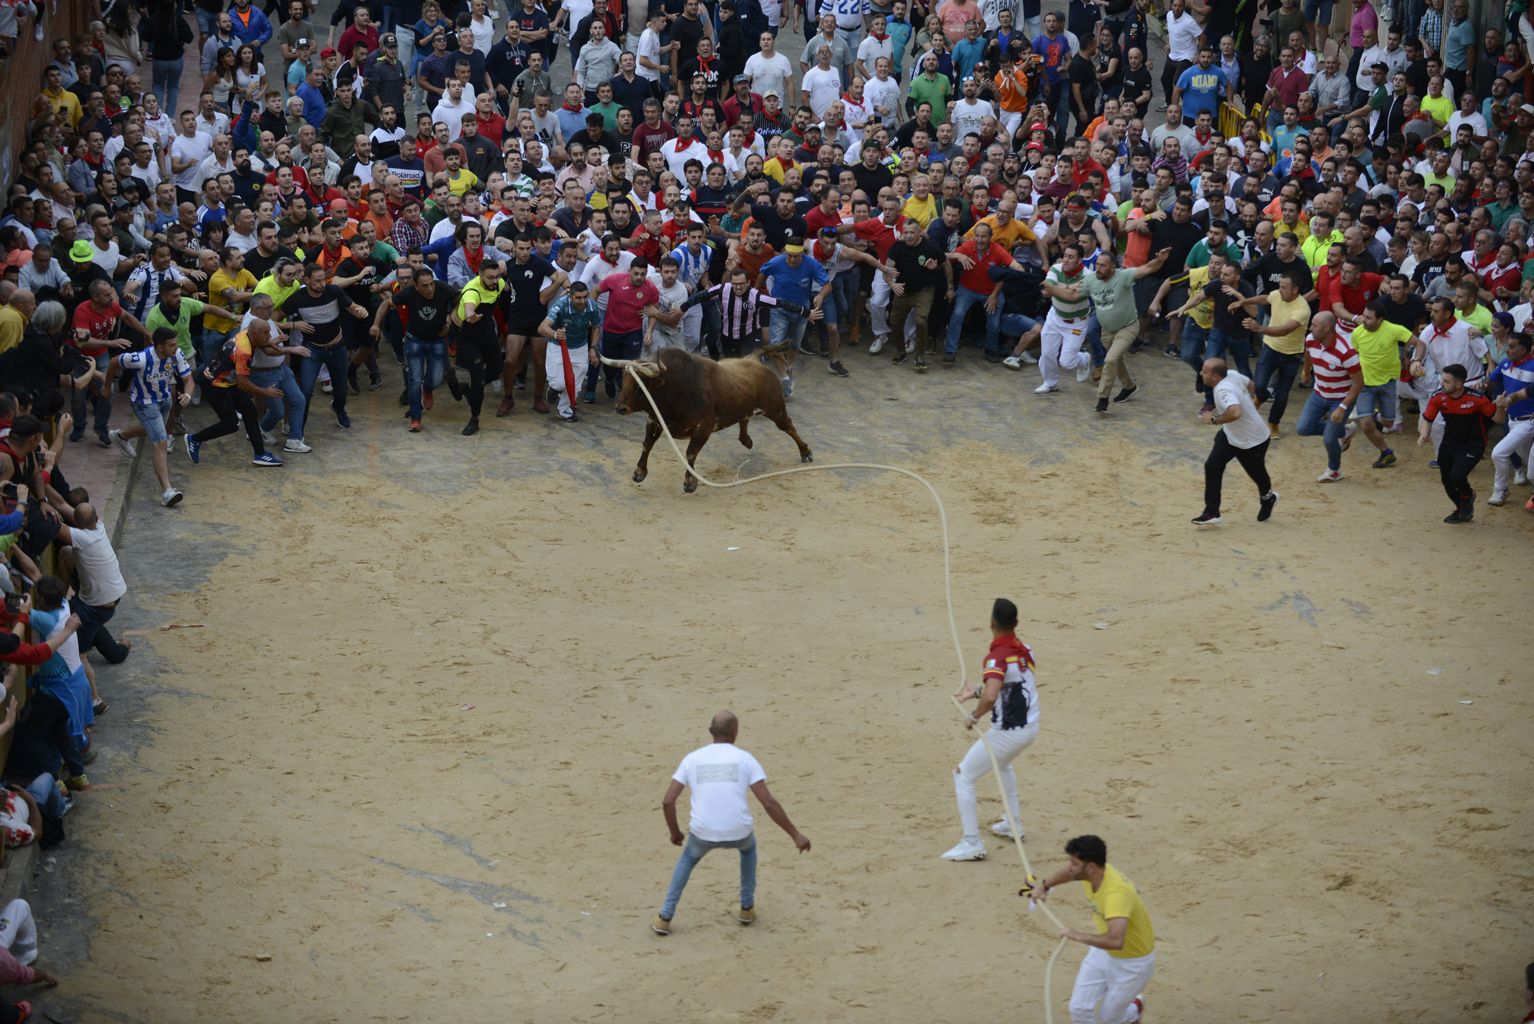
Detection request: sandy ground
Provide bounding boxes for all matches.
[31,350,1532,1023]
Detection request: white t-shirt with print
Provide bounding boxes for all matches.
[673,742,765,842]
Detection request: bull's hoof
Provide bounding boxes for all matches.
[683,477,698,493]
[633,469,647,483]
[801,452,813,463]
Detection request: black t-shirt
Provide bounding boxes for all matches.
[284,284,352,346]
[1068,54,1098,113]
[1150,217,1204,280]
[395,281,460,339]
[1203,277,1252,333]
[494,217,536,245]
[927,216,965,254]
[1246,251,1313,295]
[888,238,947,292]
[1120,65,1152,114]
[1377,292,1427,331]
[1412,257,1446,292]
[850,160,894,199]
[1094,41,1122,92]
[749,204,807,250]
[671,15,708,74]
[335,253,395,310]
[244,246,297,281]
[502,254,557,317]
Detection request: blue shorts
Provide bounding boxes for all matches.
[132,399,172,444]
[1303,0,1333,24]
[1353,382,1398,422]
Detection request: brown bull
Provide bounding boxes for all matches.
[608,348,813,492]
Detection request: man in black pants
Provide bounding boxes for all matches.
[1418,363,1502,523]
[451,257,510,436]
[187,320,285,467]
[1193,357,1280,526]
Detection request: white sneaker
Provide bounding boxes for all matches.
[1019,351,1038,365]
[1316,469,1342,483]
[108,429,136,458]
[867,336,886,355]
[941,837,987,861]
[1002,355,1023,370]
[260,430,277,445]
[1034,383,1059,395]
[283,438,313,453]
[1488,490,1507,506]
[161,488,183,507]
[1516,469,1530,486]
[1075,360,1091,383]
[990,820,1024,840]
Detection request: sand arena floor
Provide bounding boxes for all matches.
[34,352,1531,1023]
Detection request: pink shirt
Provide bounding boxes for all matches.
[1349,0,1378,49]
[598,273,660,333]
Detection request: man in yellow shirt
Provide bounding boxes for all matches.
[1233,269,1312,438]
[41,65,82,131]
[205,247,259,357]
[0,284,31,354]
[966,193,1049,265]
[900,174,938,228]
[1035,834,1156,1024]
[1300,212,1342,270]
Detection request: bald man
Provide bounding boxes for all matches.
[654,711,811,936]
[52,501,131,670]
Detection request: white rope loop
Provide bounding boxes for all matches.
[615,362,1074,1023]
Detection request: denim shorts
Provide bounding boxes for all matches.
[1303,0,1334,24]
[1353,382,1398,421]
[132,399,172,444]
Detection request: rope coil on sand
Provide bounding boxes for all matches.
[609,359,1074,1023]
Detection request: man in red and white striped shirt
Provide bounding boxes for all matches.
[1297,312,1365,483]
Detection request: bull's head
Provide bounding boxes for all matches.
[602,357,662,416]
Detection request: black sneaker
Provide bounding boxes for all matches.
[462,417,480,436]
[983,351,1002,364]
[1258,491,1279,522]
[1444,508,1470,523]
[892,350,909,365]
[828,361,849,377]
[1113,385,1140,403]
[1095,397,1109,413]
[1191,511,1223,526]
[941,353,956,365]
[447,376,464,401]
[915,358,928,373]
[368,374,383,391]
[347,367,361,395]
[1129,337,1146,353]
[819,343,831,358]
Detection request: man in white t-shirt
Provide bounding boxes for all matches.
[1193,358,1278,525]
[654,711,811,935]
[745,32,796,109]
[800,46,843,119]
[54,503,133,667]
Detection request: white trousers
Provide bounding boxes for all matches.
[1069,947,1154,1024]
[954,721,1038,840]
[0,899,37,966]
[683,305,704,352]
[1001,109,1025,139]
[1491,418,1534,494]
[1039,310,1090,388]
[870,272,917,345]
[544,343,590,418]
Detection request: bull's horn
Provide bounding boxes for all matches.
[598,355,633,368]
[632,362,662,378]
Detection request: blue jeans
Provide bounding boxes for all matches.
[251,364,306,441]
[153,58,184,116]
[25,773,71,821]
[76,598,129,663]
[1254,346,1301,424]
[200,328,233,371]
[768,307,807,346]
[1205,326,1252,378]
[1179,320,1210,398]
[404,335,447,420]
[1085,316,1104,367]
[829,270,859,326]
[998,311,1039,341]
[1296,391,1349,471]
[295,343,351,434]
[660,831,757,920]
[946,285,1001,355]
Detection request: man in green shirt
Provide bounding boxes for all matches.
[1186,221,1242,269]
[144,280,236,362]
[1076,247,1173,412]
[907,53,953,124]
[1348,302,1417,466]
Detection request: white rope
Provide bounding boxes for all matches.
[615,363,1073,1023]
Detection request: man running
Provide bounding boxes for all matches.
[538,282,602,422]
[1418,363,1502,522]
[1033,834,1156,1024]
[499,236,565,416]
[451,256,511,436]
[1192,357,1279,525]
[943,598,1039,862]
[106,327,196,508]
[376,267,460,432]
[1487,332,1534,507]
[654,711,811,936]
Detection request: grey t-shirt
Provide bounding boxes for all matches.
[1081,267,1139,333]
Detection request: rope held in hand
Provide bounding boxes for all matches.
[614,362,1073,1023]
